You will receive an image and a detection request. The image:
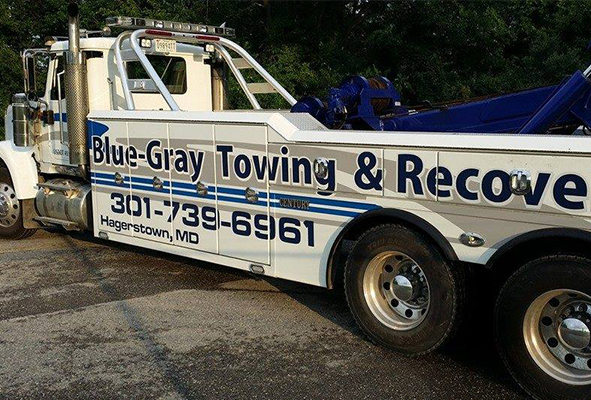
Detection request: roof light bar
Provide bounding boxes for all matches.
[106,16,235,37]
[142,29,221,42]
[144,29,173,37]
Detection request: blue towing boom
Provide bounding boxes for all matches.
[291,67,591,135]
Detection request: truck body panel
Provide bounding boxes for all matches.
[87,110,591,287]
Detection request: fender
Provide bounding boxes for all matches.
[325,208,458,289]
[485,227,591,269]
[0,140,38,199]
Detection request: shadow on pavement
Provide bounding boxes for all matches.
[66,230,518,395]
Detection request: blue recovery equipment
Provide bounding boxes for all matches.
[291,76,405,131]
[291,71,591,134]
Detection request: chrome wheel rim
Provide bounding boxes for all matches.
[524,289,591,385]
[363,251,430,331]
[0,183,19,228]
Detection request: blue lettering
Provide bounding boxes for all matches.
[281,146,289,182]
[427,166,453,198]
[189,151,204,182]
[524,173,551,206]
[217,145,233,178]
[146,140,163,170]
[482,170,512,203]
[355,152,383,191]
[316,160,336,193]
[397,154,424,195]
[252,155,267,181]
[174,149,189,174]
[457,168,479,201]
[292,157,312,185]
[553,174,587,210]
[234,154,252,180]
[92,137,104,164]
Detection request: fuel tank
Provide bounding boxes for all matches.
[35,179,92,230]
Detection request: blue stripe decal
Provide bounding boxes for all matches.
[88,119,109,137]
[129,176,171,188]
[54,113,67,123]
[171,189,216,201]
[52,115,109,141]
[269,191,377,210]
[215,185,269,199]
[217,194,269,207]
[92,178,131,190]
[91,173,378,217]
[94,172,370,209]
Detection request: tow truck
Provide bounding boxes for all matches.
[1,4,591,399]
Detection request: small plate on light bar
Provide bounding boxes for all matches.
[154,38,176,53]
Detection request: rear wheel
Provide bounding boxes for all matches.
[496,255,591,400]
[345,224,465,355]
[0,167,35,240]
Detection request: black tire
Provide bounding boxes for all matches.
[0,167,36,240]
[496,255,591,400]
[344,224,465,355]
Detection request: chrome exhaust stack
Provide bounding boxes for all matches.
[65,2,89,168]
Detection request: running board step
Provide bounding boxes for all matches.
[34,216,81,231]
[37,182,80,195]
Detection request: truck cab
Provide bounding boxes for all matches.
[10,35,219,176]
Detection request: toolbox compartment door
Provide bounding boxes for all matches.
[214,124,271,266]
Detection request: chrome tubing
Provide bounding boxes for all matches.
[217,36,297,106]
[114,31,135,110]
[214,44,260,109]
[65,2,90,167]
[129,29,181,111]
[117,29,297,112]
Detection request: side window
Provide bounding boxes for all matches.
[50,55,66,101]
[126,55,187,94]
[49,51,103,101]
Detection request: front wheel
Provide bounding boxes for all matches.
[0,168,35,240]
[345,224,465,355]
[496,255,591,400]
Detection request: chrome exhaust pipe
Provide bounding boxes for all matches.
[65,2,89,168]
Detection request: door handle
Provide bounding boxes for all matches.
[314,157,329,179]
[245,187,259,203]
[114,172,124,185]
[509,169,531,195]
[196,181,208,196]
[153,176,163,190]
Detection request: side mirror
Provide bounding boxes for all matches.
[25,56,37,93]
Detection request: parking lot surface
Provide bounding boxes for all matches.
[0,230,526,399]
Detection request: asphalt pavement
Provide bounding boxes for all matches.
[0,230,527,399]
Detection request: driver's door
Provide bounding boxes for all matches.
[45,53,70,165]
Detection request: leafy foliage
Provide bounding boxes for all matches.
[1,0,591,139]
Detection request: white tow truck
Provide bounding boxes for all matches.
[2,4,591,399]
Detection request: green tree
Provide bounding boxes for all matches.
[2,0,591,140]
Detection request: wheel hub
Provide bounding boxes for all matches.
[363,251,430,331]
[524,290,591,385]
[392,274,415,301]
[559,317,591,350]
[0,183,18,228]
